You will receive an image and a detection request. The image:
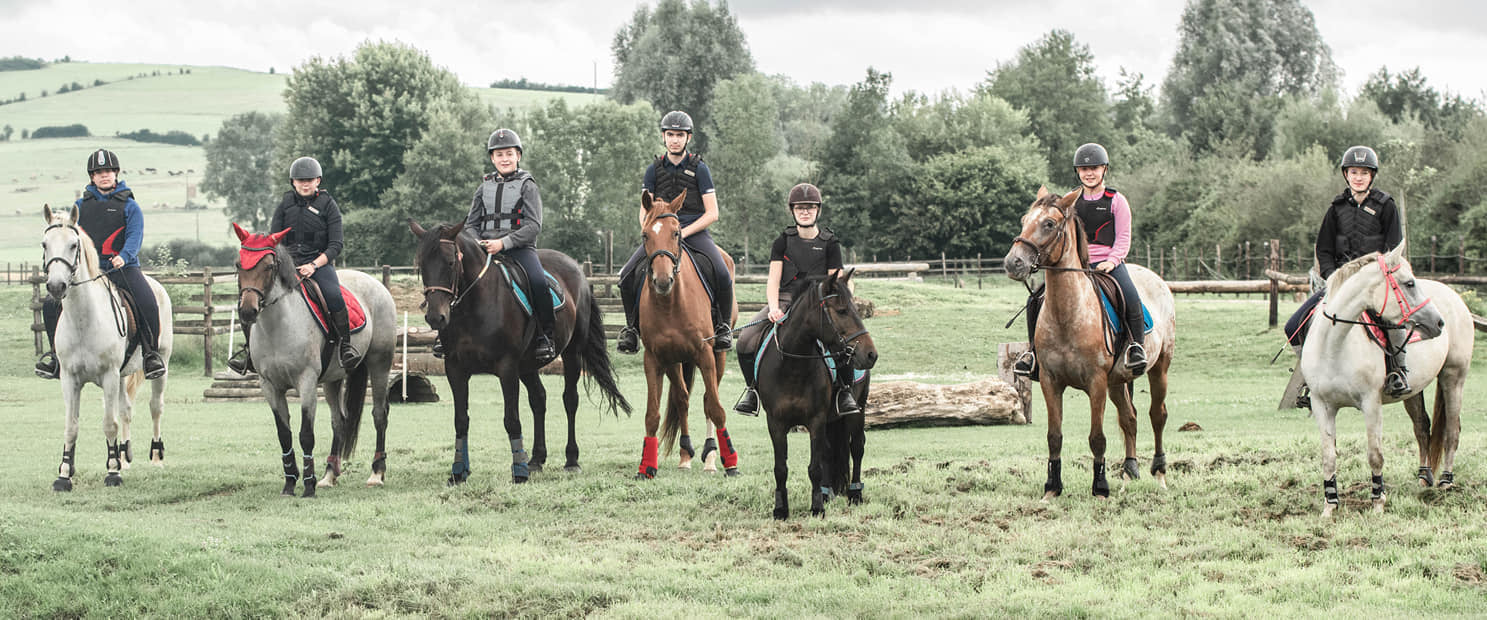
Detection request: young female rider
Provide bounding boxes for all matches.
[731,183,857,418]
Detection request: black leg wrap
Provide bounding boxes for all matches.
[1417,466,1434,487]
[1323,477,1339,505]
[1439,471,1454,488]
[104,443,123,487]
[372,451,387,476]
[1122,457,1140,480]
[54,449,77,492]
[701,437,717,463]
[121,440,132,465]
[1043,459,1063,496]
[1371,474,1385,501]
[1150,452,1166,475]
[679,435,695,459]
[150,438,165,462]
[281,452,299,496]
[1092,461,1109,497]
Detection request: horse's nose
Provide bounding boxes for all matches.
[46,281,66,299]
[425,312,447,330]
[866,349,879,368]
[238,307,258,325]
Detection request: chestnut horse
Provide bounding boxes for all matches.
[1003,187,1176,500]
[635,190,740,478]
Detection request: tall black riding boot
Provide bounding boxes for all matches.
[1123,310,1148,376]
[1013,290,1043,381]
[1384,344,1410,397]
[832,362,860,419]
[35,298,61,379]
[733,350,759,416]
[227,323,254,374]
[331,310,361,369]
[617,282,640,354]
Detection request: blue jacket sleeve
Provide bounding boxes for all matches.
[119,198,144,266]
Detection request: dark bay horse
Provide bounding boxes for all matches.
[635,190,740,479]
[410,219,629,485]
[751,271,877,519]
[233,224,396,496]
[1003,187,1176,500]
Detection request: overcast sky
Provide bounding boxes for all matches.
[2,0,1483,101]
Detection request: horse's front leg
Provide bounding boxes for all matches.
[1146,367,1170,489]
[1313,399,1341,517]
[847,415,866,505]
[1363,396,1387,514]
[53,375,84,492]
[637,353,664,479]
[1402,393,1434,487]
[502,370,531,483]
[148,367,167,465]
[1436,367,1467,490]
[1108,381,1140,483]
[769,419,790,520]
[1041,380,1067,501]
[520,370,547,473]
[296,373,319,497]
[697,352,738,476]
[262,384,298,496]
[1087,377,1111,498]
[100,371,124,487]
[448,369,473,485]
[319,378,345,488]
[118,373,136,471]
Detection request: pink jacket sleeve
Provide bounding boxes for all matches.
[1108,192,1132,264]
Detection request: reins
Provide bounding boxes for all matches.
[44,223,127,336]
[771,281,869,362]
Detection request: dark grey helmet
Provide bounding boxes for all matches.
[659,110,693,133]
[289,157,322,180]
[87,149,120,173]
[486,128,522,153]
[1339,146,1379,171]
[1073,143,1109,168]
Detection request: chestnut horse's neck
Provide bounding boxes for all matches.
[1039,211,1100,330]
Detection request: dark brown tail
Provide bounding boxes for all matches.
[338,360,369,461]
[579,294,631,417]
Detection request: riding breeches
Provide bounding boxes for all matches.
[1286,288,1326,347]
[1108,263,1145,340]
[504,246,554,332]
[308,264,346,315]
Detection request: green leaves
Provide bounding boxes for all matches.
[202,111,282,232]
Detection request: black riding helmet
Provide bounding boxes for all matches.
[1073,143,1109,168]
[87,149,120,173]
[1339,145,1379,190]
[289,156,322,180]
[787,183,822,226]
[487,128,522,154]
[659,110,693,133]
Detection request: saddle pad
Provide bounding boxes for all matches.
[497,263,566,317]
[298,283,367,336]
[682,242,717,305]
[756,320,867,384]
[1097,288,1153,336]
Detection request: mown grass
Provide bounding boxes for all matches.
[0,279,1484,617]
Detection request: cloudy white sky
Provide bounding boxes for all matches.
[2,0,1483,100]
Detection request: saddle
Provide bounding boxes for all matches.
[754,320,867,384]
[297,278,367,337]
[1088,271,1152,338]
[640,241,720,305]
[111,284,145,364]
[495,258,566,317]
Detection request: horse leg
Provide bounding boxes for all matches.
[637,353,664,479]
[367,359,391,486]
[1109,381,1139,483]
[1363,397,1387,514]
[1436,368,1466,490]
[319,379,345,488]
[53,375,84,492]
[1041,380,1066,501]
[697,353,738,476]
[769,419,790,520]
[1402,393,1433,487]
[101,371,124,487]
[560,349,582,472]
[119,373,137,471]
[1146,367,1170,489]
[847,414,866,505]
[1314,401,1340,517]
[264,387,298,496]
[808,426,827,517]
[504,371,531,483]
[666,364,694,470]
[296,375,319,498]
[1087,377,1111,498]
[148,367,167,465]
[521,370,548,472]
[448,370,473,485]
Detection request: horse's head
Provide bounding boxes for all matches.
[1004,186,1086,281]
[232,222,291,325]
[409,218,468,330]
[41,204,98,301]
[1329,244,1445,340]
[795,269,878,371]
[640,189,684,296]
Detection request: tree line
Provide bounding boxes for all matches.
[203,0,1487,271]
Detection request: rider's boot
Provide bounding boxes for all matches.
[831,363,860,420]
[227,323,255,375]
[331,310,361,369]
[36,298,60,379]
[1385,345,1410,397]
[1013,350,1038,381]
[712,322,733,352]
[533,326,558,366]
[617,283,640,354]
[733,350,759,416]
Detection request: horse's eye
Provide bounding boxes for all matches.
[1042,219,1055,229]
[1404,280,1416,288]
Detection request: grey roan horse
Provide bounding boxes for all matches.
[233,224,396,496]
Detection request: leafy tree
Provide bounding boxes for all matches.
[766,76,848,163]
[1161,0,1337,158]
[706,72,783,265]
[1360,66,1484,137]
[1271,90,1399,161]
[894,91,1037,163]
[610,0,754,152]
[983,29,1114,179]
[816,68,912,252]
[895,145,1046,259]
[202,111,284,231]
[1,124,11,141]
[276,41,474,212]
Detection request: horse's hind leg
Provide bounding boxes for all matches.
[697,355,738,476]
[667,364,696,470]
[847,414,866,505]
[1363,399,1387,513]
[560,351,582,472]
[1147,368,1170,489]
[1435,367,1466,490]
[101,372,124,487]
[319,379,345,488]
[368,359,391,486]
[119,372,139,470]
[769,420,790,519]
[501,372,531,483]
[521,370,548,472]
[53,376,84,492]
[148,372,167,465]
[1402,393,1433,487]
[1109,381,1140,483]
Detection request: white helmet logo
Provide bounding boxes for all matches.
[96,151,105,165]
[1355,152,1365,162]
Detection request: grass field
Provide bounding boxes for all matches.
[0,278,1484,617]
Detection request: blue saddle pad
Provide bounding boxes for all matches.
[1097,288,1153,335]
[498,263,565,317]
[756,319,868,383]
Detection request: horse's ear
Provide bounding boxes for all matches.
[1055,189,1078,210]
[1387,240,1407,263]
[42,203,53,224]
[641,190,655,212]
[446,219,465,239]
[232,222,251,243]
[66,204,77,226]
[668,190,687,213]
[1036,186,1049,200]
[409,218,427,238]
[268,227,291,245]
[823,269,840,292]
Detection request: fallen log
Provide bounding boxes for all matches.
[865,378,1026,428]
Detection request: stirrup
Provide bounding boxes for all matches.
[1385,371,1410,397]
[227,346,254,374]
[1124,343,1148,374]
[143,351,166,380]
[35,351,59,380]
[616,326,639,354]
[712,325,732,352]
[733,388,759,416]
[1012,351,1036,377]
[835,388,860,417]
[431,339,445,359]
[533,335,557,366]
[338,342,361,369]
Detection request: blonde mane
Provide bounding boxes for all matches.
[1323,251,1382,293]
[44,212,104,279]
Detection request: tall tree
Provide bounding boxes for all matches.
[984,29,1114,180]
[1160,0,1337,158]
[202,111,283,231]
[1360,66,1484,137]
[276,41,474,212]
[707,72,783,265]
[816,69,912,253]
[610,0,754,152]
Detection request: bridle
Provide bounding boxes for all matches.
[236,245,298,316]
[643,212,683,288]
[43,223,115,286]
[419,237,489,310]
[773,280,871,361]
[1322,254,1433,335]
[1011,203,1090,275]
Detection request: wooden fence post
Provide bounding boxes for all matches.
[1268,239,1280,328]
[1244,241,1251,280]
[202,267,214,377]
[976,253,982,289]
[940,251,947,280]
[1215,244,1222,280]
[1430,235,1438,273]
[1459,235,1466,275]
[382,264,391,289]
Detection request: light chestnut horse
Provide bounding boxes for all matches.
[1301,246,1468,517]
[1003,187,1176,500]
[635,190,740,478]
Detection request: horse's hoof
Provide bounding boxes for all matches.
[773,508,789,520]
[1416,467,1434,488]
[281,483,297,496]
[1155,473,1168,490]
[1092,484,1109,498]
[1321,504,1336,518]
[1041,490,1059,502]
[366,474,384,487]
[563,464,581,473]
[302,479,317,498]
[1438,481,1454,491]
[317,476,336,488]
[847,490,863,505]
[446,476,466,487]
[677,461,692,470]
[104,473,122,487]
[1372,497,1386,514]
[512,463,530,483]
[810,507,825,518]
[52,477,72,492]
[635,472,653,481]
[528,463,544,473]
[723,467,741,477]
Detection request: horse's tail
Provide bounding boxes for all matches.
[824,415,852,495]
[659,362,695,456]
[338,360,370,461]
[1427,380,1448,472]
[580,294,632,417]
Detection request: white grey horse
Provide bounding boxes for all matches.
[232,225,396,496]
[41,204,173,491]
[1301,244,1470,517]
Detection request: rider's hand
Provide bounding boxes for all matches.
[297,263,315,278]
[481,239,502,255]
[110,256,124,269]
[768,306,784,323]
[1096,261,1115,273]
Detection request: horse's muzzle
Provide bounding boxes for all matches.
[237,306,259,325]
[1004,252,1031,281]
[852,337,879,370]
[425,310,449,331]
[46,280,68,300]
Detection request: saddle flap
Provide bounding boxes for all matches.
[496,259,566,317]
[297,280,367,336]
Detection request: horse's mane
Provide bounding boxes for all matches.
[783,274,825,305]
[269,242,299,287]
[72,225,103,278]
[1324,251,1382,292]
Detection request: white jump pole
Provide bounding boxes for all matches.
[402,311,408,400]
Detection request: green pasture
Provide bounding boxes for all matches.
[0,279,1484,617]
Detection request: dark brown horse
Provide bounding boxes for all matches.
[635,190,740,478]
[409,220,629,484]
[751,271,877,519]
[1003,187,1176,500]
